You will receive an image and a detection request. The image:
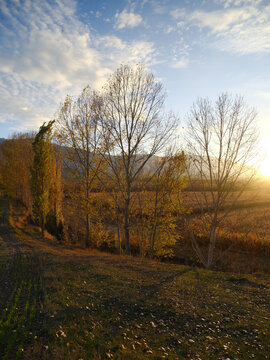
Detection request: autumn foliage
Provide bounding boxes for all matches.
[0,64,265,271]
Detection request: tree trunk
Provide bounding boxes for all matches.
[207,223,217,269]
[85,213,89,248]
[150,223,157,259]
[54,200,57,223]
[124,198,130,255]
[41,216,45,240]
[115,198,121,254]
[54,200,58,235]
[150,190,159,259]
[117,222,121,254]
[85,179,90,248]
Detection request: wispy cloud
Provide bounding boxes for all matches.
[171,2,270,54]
[114,9,143,29]
[215,0,263,8]
[0,0,155,131]
[171,58,189,69]
[256,91,270,100]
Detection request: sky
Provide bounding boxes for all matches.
[0,0,270,153]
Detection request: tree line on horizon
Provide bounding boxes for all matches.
[0,64,259,269]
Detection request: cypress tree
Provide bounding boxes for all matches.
[31,120,54,239]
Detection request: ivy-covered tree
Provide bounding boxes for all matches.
[31,120,54,239]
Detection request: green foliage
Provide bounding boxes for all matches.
[31,121,54,235]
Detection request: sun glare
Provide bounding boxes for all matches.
[259,156,270,176]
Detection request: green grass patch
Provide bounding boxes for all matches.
[0,253,42,359]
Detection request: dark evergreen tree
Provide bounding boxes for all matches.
[31,120,54,239]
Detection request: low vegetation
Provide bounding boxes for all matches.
[0,199,42,359]
[0,64,263,272]
[1,62,270,358]
[0,198,270,359]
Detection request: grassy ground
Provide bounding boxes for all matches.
[62,187,270,273]
[0,198,270,359]
[0,199,42,360]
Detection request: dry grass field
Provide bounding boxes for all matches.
[61,180,270,273]
[174,183,270,273]
[0,197,270,360]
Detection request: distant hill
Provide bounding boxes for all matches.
[0,138,5,144]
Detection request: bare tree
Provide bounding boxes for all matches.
[56,86,104,247]
[99,64,177,254]
[185,93,259,269]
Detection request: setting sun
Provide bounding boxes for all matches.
[259,155,270,176]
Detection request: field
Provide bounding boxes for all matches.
[177,184,270,273]
[0,197,270,359]
[62,184,270,273]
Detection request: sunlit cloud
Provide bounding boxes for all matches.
[114,9,143,29]
[215,0,263,8]
[0,0,269,138]
[171,3,270,54]
[0,0,156,131]
[171,58,189,69]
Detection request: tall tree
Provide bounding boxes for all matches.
[135,151,186,258]
[100,64,177,254]
[56,87,105,247]
[31,121,54,239]
[148,152,186,258]
[185,93,259,269]
[0,133,34,209]
[46,142,64,241]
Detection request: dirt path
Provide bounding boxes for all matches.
[0,199,43,360]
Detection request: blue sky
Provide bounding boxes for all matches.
[0,0,270,146]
